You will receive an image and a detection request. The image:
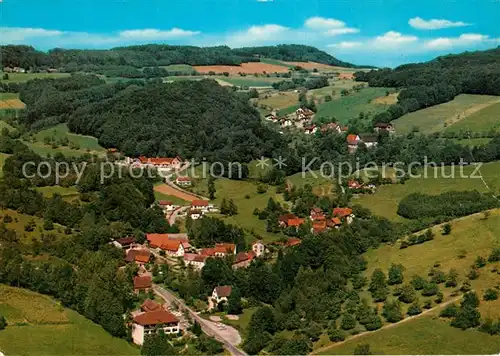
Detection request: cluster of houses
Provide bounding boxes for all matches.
[346,123,395,153]
[2,66,27,73]
[278,206,355,234]
[188,200,218,220]
[265,107,317,133]
[347,179,377,193]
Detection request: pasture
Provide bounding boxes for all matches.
[315,316,500,355]
[37,186,80,199]
[193,62,290,75]
[258,92,299,110]
[356,161,500,221]
[363,209,500,318]
[34,123,105,152]
[445,101,500,134]
[0,72,71,83]
[0,93,20,100]
[316,87,392,124]
[159,64,197,74]
[220,76,281,88]
[0,285,139,355]
[371,92,399,105]
[283,61,335,70]
[0,209,71,244]
[451,138,492,147]
[392,94,500,134]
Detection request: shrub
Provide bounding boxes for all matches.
[483,289,498,301]
[328,328,346,342]
[474,256,487,268]
[3,215,13,223]
[441,223,452,235]
[439,304,460,318]
[488,248,500,262]
[340,313,357,330]
[421,282,439,296]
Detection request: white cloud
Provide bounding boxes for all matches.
[328,41,363,49]
[0,27,64,43]
[119,28,200,40]
[425,33,489,49]
[409,17,471,30]
[224,24,290,47]
[305,17,346,30]
[256,0,274,2]
[373,31,418,48]
[325,28,360,36]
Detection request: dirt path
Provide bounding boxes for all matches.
[311,295,463,355]
[154,183,202,202]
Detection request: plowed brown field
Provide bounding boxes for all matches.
[0,99,26,109]
[194,62,290,74]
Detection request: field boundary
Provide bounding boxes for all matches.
[439,97,500,132]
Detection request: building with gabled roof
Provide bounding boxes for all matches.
[125,249,151,265]
[232,251,256,269]
[133,275,152,292]
[132,310,180,345]
[212,286,232,304]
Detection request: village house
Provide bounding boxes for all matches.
[251,241,265,257]
[146,233,190,256]
[348,180,363,189]
[295,107,315,121]
[347,134,378,153]
[175,176,192,187]
[183,253,207,270]
[200,242,237,258]
[212,286,232,305]
[191,200,210,212]
[359,134,379,149]
[2,67,13,73]
[327,217,343,229]
[232,251,256,269]
[333,208,355,224]
[286,238,302,247]
[321,122,342,134]
[136,156,183,170]
[112,236,136,249]
[189,209,203,220]
[265,114,278,122]
[374,122,396,134]
[13,67,26,73]
[157,200,176,212]
[312,220,328,234]
[347,134,361,153]
[141,299,163,313]
[125,249,151,265]
[280,118,293,128]
[278,213,305,229]
[132,310,180,345]
[133,275,152,293]
[310,208,325,221]
[304,124,318,135]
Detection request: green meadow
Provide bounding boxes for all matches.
[0,285,139,356]
[316,87,392,124]
[356,162,500,221]
[445,101,500,134]
[393,94,500,134]
[0,72,71,83]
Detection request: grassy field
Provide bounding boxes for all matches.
[308,80,363,100]
[445,101,500,134]
[278,104,301,117]
[0,209,70,244]
[0,93,20,100]
[363,209,500,316]
[0,72,71,83]
[37,186,80,199]
[159,64,196,74]
[220,76,281,87]
[222,307,258,333]
[34,123,104,152]
[0,285,139,355]
[393,94,500,134]
[153,184,189,205]
[258,92,298,110]
[315,316,500,355]
[356,162,500,221]
[451,138,492,147]
[316,87,392,124]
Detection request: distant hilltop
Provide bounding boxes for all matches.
[0,43,374,70]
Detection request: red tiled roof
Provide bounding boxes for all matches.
[191,200,209,207]
[347,134,359,145]
[139,156,178,165]
[234,251,256,264]
[278,213,297,223]
[214,243,236,254]
[176,176,191,181]
[141,299,162,312]
[200,248,216,257]
[160,240,182,252]
[158,200,173,206]
[117,237,135,245]
[184,253,207,263]
[333,208,353,218]
[313,220,327,233]
[287,218,305,227]
[286,238,302,247]
[133,310,179,326]
[133,275,152,289]
[375,122,392,128]
[125,249,151,263]
[215,285,232,297]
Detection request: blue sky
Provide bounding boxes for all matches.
[1,0,499,66]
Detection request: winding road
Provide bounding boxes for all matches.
[153,284,247,356]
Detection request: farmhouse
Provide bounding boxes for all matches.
[212,285,232,304]
[160,239,185,257]
[132,310,180,345]
[304,124,318,135]
[359,134,379,149]
[265,114,278,122]
[189,209,203,220]
[146,233,189,256]
[286,238,302,247]
[327,217,342,228]
[280,118,293,128]
[125,249,151,265]
[347,133,378,152]
[112,236,136,249]
[374,122,395,134]
[200,243,236,258]
[183,253,207,270]
[278,213,305,228]
[333,208,355,224]
[310,207,325,221]
[232,251,256,269]
[312,220,328,234]
[191,200,210,212]
[157,200,175,211]
[321,122,342,134]
[252,241,265,257]
[175,176,192,187]
[133,275,152,293]
[295,107,315,121]
[141,299,163,313]
[137,156,182,169]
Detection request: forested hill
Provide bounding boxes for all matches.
[355,47,500,125]
[355,47,500,93]
[1,44,355,69]
[19,76,285,161]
